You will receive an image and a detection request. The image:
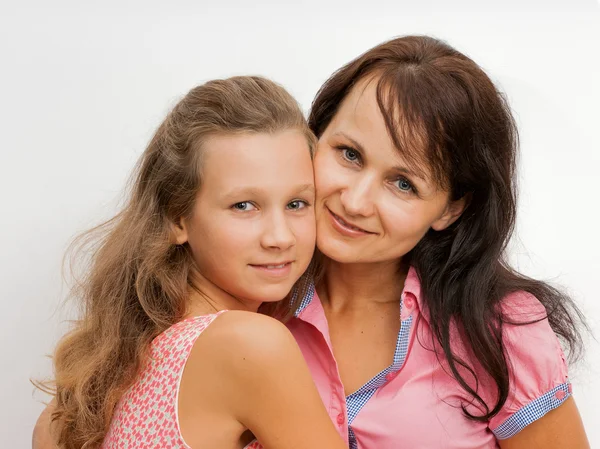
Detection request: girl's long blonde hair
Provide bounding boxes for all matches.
[40,76,315,449]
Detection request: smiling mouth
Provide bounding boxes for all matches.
[327,208,373,234]
[251,263,290,269]
[248,261,293,276]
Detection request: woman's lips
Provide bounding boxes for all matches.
[327,208,373,237]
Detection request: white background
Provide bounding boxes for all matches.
[1,0,598,447]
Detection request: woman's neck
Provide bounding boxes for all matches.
[317,258,407,313]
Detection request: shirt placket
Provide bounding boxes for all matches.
[345,293,417,448]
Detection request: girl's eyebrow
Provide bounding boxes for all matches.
[295,184,316,195]
[221,187,263,200]
[222,184,315,201]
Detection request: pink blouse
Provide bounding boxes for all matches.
[287,266,570,448]
[101,311,262,449]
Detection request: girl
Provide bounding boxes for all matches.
[36,76,347,449]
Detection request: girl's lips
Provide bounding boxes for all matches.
[249,262,293,277]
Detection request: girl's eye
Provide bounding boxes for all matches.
[395,178,414,193]
[232,202,257,211]
[287,200,309,210]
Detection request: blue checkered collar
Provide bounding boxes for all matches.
[294,265,424,320]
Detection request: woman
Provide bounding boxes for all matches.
[34,36,590,449]
[285,35,589,448]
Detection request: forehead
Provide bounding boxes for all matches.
[331,76,388,139]
[326,76,433,180]
[200,130,314,190]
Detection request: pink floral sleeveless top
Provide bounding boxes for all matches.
[102,311,262,449]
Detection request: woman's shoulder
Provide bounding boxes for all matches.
[493,290,562,364]
[489,291,571,437]
[500,290,548,322]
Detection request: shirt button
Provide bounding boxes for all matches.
[404,295,415,310]
[337,413,345,425]
[385,372,395,382]
[555,390,566,400]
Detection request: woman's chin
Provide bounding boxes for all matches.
[316,235,361,263]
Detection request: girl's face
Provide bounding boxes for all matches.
[177,130,316,306]
[313,77,466,267]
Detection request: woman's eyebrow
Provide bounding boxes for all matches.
[391,164,428,181]
[331,131,365,153]
[333,131,428,181]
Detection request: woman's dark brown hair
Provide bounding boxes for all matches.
[309,35,585,421]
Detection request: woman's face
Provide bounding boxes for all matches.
[313,76,465,266]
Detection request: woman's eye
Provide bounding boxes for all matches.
[342,147,360,162]
[287,200,308,210]
[395,178,414,192]
[232,202,257,211]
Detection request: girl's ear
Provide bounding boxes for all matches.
[171,217,189,245]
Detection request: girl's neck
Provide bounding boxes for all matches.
[185,271,261,318]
